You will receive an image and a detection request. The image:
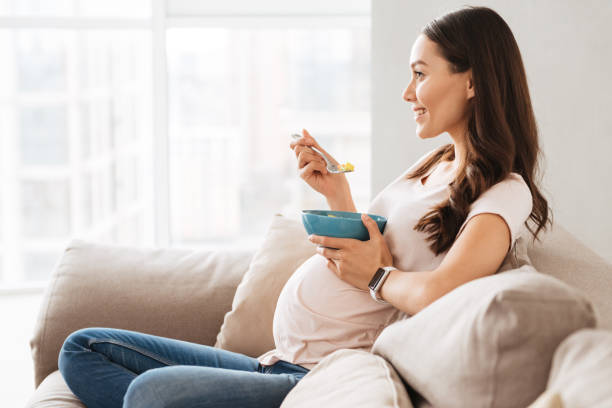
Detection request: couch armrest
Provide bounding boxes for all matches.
[29,239,253,388]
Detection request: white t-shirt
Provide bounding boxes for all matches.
[257,148,533,369]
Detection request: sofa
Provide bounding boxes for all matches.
[26,213,612,407]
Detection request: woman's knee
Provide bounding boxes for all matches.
[58,327,113,373]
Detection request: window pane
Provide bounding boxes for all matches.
[19,105,69,165]
[16,30,66,92]
[0,0,150,17]
[22,250,62,281]
[167,26,371,246]
[0,28,153,286]
[21,180,71,238]
[81,172,92,229]
[112,213,143,244]
[114,155,140,209]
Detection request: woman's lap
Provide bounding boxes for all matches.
[58,327,308,408]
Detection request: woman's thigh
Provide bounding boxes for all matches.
[123,365,304,408]
[60,327,260,374]
[59,327,262,408]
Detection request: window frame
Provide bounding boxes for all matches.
[0,0,370,291]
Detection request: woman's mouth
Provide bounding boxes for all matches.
[415,108,428,121]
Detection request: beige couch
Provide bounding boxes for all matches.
[26,215,612,407]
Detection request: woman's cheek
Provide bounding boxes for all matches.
[416,87,430,110]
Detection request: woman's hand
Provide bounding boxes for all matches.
[290,129,350,200]
[308,214,394,291]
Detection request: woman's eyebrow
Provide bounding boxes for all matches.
[410,60,428,69]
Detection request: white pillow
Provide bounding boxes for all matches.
[545,328,612,407]
[372,265,596,408]
[281,349,413,408]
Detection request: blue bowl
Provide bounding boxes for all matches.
[301,210,387,241]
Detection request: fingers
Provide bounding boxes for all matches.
[316,245,342,260]
[290,129,338,169]
[308,234,354,250]
[294,143,314,158]
[299,160,327,180]
[291,135,339,167]
[289,129,317,150]
[327,259,338,274]
[361,214,382,238]
[297,149,326,171]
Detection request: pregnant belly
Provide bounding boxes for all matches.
[288,254,396,327]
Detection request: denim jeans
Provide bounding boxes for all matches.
[58,327,310,408]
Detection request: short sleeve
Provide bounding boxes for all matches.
[456,173,533,249]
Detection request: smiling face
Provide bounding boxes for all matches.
[403,34,474,141]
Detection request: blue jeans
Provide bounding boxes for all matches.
[58,327,310,408]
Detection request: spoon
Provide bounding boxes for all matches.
[290,133,354,174]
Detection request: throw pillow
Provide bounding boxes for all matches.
[526,391,563,408]
[280,349,413,408]
[545,328,612,407]
[214,213,316,357]
[371,265,597,408]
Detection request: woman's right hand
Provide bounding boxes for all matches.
[289,129,349,200]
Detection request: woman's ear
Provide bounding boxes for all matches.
[466,70,475,100]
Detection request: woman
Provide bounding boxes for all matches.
[59,6,551,408]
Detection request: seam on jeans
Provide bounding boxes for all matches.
[88,338,178,367]
[375,355,400,408]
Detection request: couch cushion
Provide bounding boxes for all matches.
[25,370,84,408]
[371,265,597,408]
[214,214,317,357]
[545,328,612,407]
[29,239,252,387]
[280,349,413,408]
[527,224,612,329]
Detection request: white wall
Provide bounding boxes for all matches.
[371,0,612,263]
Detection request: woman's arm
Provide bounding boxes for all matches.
[326,185,357,213]
[379,212,511,316]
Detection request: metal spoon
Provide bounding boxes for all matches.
[290,133,354,174]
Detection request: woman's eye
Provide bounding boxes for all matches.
[414,71,424,80]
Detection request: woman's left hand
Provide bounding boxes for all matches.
[308,214,394,291]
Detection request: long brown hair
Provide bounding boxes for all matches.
[406,6,552,256]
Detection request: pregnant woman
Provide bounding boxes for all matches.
[58,6,551,408]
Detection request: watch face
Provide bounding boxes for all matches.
[368,268,385,290]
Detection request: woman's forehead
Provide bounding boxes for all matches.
[410,35,443,68]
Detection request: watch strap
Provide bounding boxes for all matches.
[369,266,396,304]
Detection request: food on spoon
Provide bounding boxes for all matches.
[337,162,354,172]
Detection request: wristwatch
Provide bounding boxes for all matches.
[368,266,397,304]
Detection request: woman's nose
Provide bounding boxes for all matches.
[403,83,415,103]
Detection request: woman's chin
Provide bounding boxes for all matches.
[416,128,432,139]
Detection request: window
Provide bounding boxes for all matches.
[167,26,370,248]
[0,0,371,287]
[0,16,153,288]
